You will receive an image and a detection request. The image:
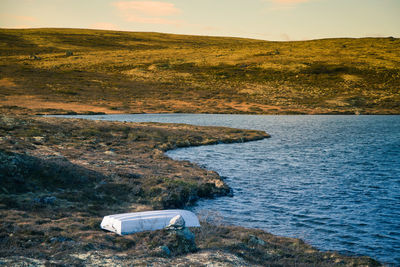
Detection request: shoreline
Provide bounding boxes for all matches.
[3,104,400,116]
[0,114,382,266]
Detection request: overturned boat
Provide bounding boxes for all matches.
[100,209,200,235]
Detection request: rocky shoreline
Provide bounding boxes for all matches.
[0,115,381,266]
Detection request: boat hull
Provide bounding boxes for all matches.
[100,209,201,235]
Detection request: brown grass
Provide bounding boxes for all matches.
[0,28,399,115]
[0,115,382,265]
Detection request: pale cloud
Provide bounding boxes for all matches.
[14,15,37,22]
[123,16,183,26]
[0,14,38,28]
[113,1,183,25]
[113,1,181,17]
[271,0,311,3]
[201,25,220,32]
[89,22,120,31]
[263,0,314,10]
[0,14,38,23]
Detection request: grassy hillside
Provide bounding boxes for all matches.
[0,28,399,114]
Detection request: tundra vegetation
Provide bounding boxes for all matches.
[0,28,390,265]
[0,115,381,265]
[0,28,399,115]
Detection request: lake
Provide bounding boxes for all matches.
[58,114,400,265]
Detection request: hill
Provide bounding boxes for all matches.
[0,28,399,115]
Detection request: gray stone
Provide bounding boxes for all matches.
[42,196,57,204]
[32,136,44,143]
[249,235,266,246]
[160,245,171,256]
[34,196,57,205]
[50,236,73,243]
[177,227,195,242]
[166,215,185,229]
[167,227,197,254]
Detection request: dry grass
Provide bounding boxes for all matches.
[0,28,399,115]
[0,114,270,263]
[0,115,384,265]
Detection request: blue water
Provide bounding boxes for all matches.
[57,114,400,265]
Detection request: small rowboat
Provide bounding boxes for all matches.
[100,209,200,235]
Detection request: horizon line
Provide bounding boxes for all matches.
[1,26,398,42]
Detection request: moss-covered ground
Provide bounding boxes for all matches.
[0,115,382,266]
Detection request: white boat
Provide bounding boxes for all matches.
[100,209,201,235]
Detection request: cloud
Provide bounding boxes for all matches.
[0,14,38,28]
[263,0,314,10]
[271,0,311,3]
[89,22,120,31]
[14,15,37,22]
[123,16,183,25]
[200,25,220,32]
[0,14,38,23]
[113,1,180,16]
[113,1,183,25]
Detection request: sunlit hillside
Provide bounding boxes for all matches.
[1,28,399,114]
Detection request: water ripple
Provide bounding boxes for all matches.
[164,115,400,265]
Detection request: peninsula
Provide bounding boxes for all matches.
[0,115,380,266]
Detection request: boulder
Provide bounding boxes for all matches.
[166,215,185,229]
[248,234,266,246]
[176,227,195,242]
[166,227,197,254]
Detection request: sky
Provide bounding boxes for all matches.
[0,0,399,41]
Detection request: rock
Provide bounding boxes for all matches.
[176,228,195,242]
[43,196,57,204]
[167,227,197,255]
[160,245,171,256]
[166,215,185,229]
[152,245,172,257]
[34,196,57,205]
[50,236,73,243]
[248,234,266,246]
[32,136,45,144]
[164,215,197,255]
[32,136,44,142]
[29,54,41,60]
[213,179,225,188]
[84,243,96,251]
